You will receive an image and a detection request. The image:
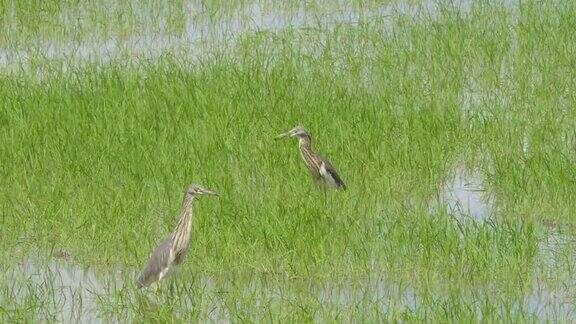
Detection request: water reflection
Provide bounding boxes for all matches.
[2,254,575,321]
[526,231,576,321]
[0,0,444,74]
[2,258,418,321]
[528,282,576,321]
[435,166,493,221]
[5,257,125,323]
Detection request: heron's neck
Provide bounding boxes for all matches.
[181,195,195,211]
[298,136,312,150]
[172,196,195,242]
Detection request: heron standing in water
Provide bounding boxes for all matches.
[137,183,218,288]
[276,126,346,190]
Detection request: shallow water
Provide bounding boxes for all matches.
[2,258,416,321]
[434,166,493,222]
[529,231,576,321]
[3,257,125,322]
[3,251,575,321]
[528,283,576,322]
[0,0,523,75]
[0,1,406,74]
[429,167,576,320]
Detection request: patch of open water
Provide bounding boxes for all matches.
[0,0,523,76]
[3,257,129,322]
[0,1,410,74]
[528,232,576,321]
[429,165,575,321]
[2,251,575,321]
[433,165,494,222]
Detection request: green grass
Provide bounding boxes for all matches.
[1,0,575,322]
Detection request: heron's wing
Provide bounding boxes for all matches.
[319,159,346,189]
[137,238,173,288]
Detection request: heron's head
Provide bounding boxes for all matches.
[185,184,219,198]
[275,126,310,140]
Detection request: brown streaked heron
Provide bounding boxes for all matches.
[137,184,218,288]
[276,126,346,190]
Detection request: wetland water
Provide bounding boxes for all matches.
[0,0,493,73]
[5,250,574,322]
[4,165,572,321]
[435,165,493,222]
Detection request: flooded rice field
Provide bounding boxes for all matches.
[3,248,574,322]
[0,0,519,74]
[1,0,575,321]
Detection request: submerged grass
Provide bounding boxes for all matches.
[0,0,403,48]
[1,0,575,322]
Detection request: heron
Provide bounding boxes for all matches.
[276,126,346,190]
[137,184,218,288]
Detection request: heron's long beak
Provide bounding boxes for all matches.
[275,131,290,140]
[201,188,219,196]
